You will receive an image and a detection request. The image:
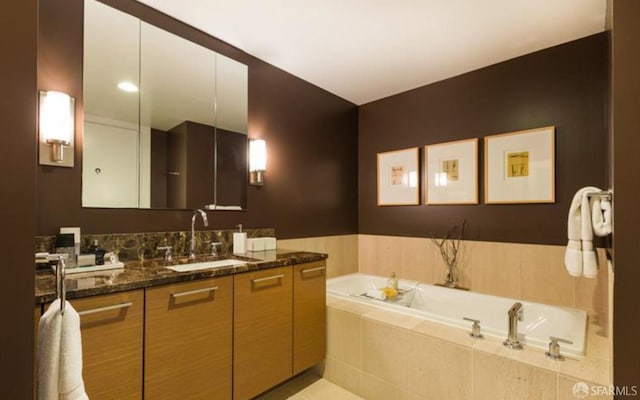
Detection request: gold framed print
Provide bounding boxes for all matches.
[484,126,555,204]
[424,138,478,205]
[377,147,419,206]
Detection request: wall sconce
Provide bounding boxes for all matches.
[39,90,75,167]
[249,139,266,186]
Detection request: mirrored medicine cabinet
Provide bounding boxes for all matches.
[82,0,248,210]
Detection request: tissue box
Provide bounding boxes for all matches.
[264,237,277,250]
[77,253,96,267]
[246,238,265,252]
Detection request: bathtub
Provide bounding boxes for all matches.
[327,273,587,355]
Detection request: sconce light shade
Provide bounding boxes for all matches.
[39,90,75,167]
[249,139,266,186]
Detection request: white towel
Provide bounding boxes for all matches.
[591,198,612,237]
[38,300,88,400]
[564,186,600,278]
[581,191,598,278]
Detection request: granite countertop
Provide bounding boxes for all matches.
[35,249,327,304]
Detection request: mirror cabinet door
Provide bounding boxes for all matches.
[140,22,217,209]
[82,0,248,210]
[215,54,249,209]
[82,0,140,208]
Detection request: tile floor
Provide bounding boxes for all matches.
[254,370,363,400]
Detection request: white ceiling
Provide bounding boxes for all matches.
[135,0,607,105]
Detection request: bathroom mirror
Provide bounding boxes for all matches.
[82,0,248,210]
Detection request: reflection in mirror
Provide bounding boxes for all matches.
[214,54,249,209]
[81,0,248,210]
[141,22,216,209]
[82,0,140,207]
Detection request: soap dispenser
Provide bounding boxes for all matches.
[387,272,398,291]
[233,224,247,254]
[89,239,106,265]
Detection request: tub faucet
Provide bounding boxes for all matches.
[503,302,524,350]
[189,209,209,260]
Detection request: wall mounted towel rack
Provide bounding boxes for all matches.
[586,190,612,200]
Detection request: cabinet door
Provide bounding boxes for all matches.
[145,277,232,400]
[293,261,326,374]
[233,267,292,400]
[71,289,144,400]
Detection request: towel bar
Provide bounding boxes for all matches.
[586,190,612,200]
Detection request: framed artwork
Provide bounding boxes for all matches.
[377,147,419,206]
[484,126,555,204]
[424,138,478,204]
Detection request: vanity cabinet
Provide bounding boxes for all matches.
[293,261,327,374]
[70,289,144,400]
[144,276,233,400]
[233,267,293,400]
[35,257,326,400]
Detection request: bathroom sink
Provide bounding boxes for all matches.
[165,259,247,272]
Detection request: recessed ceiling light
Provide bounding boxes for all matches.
[117,81,139,92]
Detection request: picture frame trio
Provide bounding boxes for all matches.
[377,126,555,206]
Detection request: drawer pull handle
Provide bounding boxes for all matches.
[78,302,133,317]
[301,266,326,274]
[171,286,219,299]
[252,274,285,284]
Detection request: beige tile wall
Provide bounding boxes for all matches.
[279,235,359,278]
[322,298,613,400]
[358,235,608,315]
[281,233,608,316]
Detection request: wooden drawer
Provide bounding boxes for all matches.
[70,289,143,400]
[145,277,233,400]
[233,267,293,400]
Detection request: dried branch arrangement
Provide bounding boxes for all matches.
[431,220,466,288]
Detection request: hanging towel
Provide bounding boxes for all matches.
[581,191,598,278]
[38,300,88,400]
[564,186,600,277]
[38,300,62,400]
[592,198,612,237]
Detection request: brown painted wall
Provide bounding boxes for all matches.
[359,34,607,245]
[37,0,358,239]
[0,1,37,397]
[611,0,640,388]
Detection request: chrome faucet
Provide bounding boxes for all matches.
[189,209,209,260]
[503,302,524,350]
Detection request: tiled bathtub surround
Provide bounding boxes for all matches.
[279,235,359,279]
[358,235,609,316]
[35,228,275,262]
[322,296,613,400]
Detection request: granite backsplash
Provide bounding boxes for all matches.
[35,228,275,264]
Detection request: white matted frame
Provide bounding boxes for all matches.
[424,138,478,205]
[484,126,555,204]
[377,147,419,206]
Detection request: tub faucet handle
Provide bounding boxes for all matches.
[545,336,573,361]
[463,317,483,339]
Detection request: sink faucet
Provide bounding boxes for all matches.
[503,302,524,350]
[189,209,209,260]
